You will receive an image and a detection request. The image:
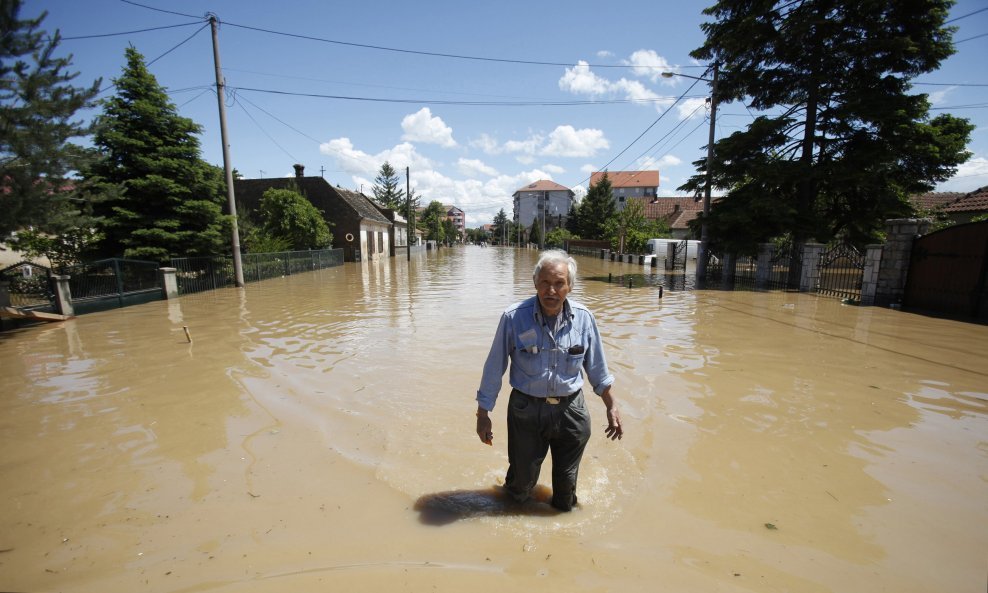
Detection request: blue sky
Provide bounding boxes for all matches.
[28,0,988,226]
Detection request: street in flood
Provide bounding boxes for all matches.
[1,246,986,592]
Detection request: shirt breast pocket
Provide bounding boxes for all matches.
[566,351,585,374]
[514,333,542,375]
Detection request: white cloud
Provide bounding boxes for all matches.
[470,133,502,155]
[542,125,609,158]
[637,154,683,171]
[580,163,597,175]
[935,156,988,192]
[504,136,543,156]
[596,50,614,59]
[542,164,565,174]
[677,97,709,120]
[559,60,672,112]
[457,158,498,178]
[927,86,956,106]
[626,49,675,83]
[319,138,433,178]
[401,107,457,147]
[559,61,611,96]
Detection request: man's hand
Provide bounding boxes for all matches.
[600,387,623,440]
[476,409,493,445]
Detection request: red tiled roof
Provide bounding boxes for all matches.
[942,186,988,213]
[911,191,965,211]
[514,180,572,194]
[631,196,703,230]
[590,170,659,189]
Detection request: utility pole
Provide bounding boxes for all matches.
[696,62,718,282]
[406,166,411,262]
[209,15,244,287]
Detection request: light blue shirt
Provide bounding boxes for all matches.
[476,296,614,411]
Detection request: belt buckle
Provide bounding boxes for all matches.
[546,397,561,405]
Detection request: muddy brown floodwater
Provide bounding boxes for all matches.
[1,246,986,592]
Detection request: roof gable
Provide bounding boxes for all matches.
[590,170,659,189]
[513,180,573,194]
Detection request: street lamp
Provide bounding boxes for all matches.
[662,63,718,282]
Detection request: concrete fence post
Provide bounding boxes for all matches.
[755,242,775,289]
[875,218,930,307]
[800,243,825,292]
[159,267,179,300]
[859,244,883,306]
[0,279,9,308]
[52,274,73,317]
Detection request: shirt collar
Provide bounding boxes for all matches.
[533,297,573,324]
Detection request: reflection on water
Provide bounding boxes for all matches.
[1,246,986,592]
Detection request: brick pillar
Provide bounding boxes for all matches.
[52,274,73,317]
[859,244,883,306]
[755,243,775,289]
[875,218,930,307]
[159,267,179,299]
[800,243,825,292]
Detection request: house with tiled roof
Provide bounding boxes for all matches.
[234,164,392,262]
[911,186,988,225]
[633,196,706,240]
[590,170,659,211]
[512,180,574,231]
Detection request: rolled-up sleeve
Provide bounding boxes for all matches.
[583,311,614,396]
[476,313,512,411]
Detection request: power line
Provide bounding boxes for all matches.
[62,21,204,40]
[95,23,210,95]
[955,31,988,44]
[946,6,988,23]
[570,76,703,189]
[221,20,703,71]
[231,86,699,107]
[119,0,204,20]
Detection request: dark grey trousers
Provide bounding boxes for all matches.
[504,388,592,511]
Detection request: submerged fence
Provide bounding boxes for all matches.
[171,248,344,295]
[62,258,163,314]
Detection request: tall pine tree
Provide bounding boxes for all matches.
[88,46,228,262]
[682,0,973,251]
[0,0,101,240]
[372,161,405,209]
[573,173,616,240]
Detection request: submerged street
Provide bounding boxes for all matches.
[1,246,986,592]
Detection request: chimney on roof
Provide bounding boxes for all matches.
[673,204,680,213]
[293,164,304,179]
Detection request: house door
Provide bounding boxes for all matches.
[904,220,988,320]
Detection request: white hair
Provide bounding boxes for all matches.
[533,249,577,287]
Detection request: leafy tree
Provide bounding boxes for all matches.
[607,197,666,253]
[0,0,101,241]
[372,161,405,209]
[491,208,509,245]
[545,227,574,249]
[441,218,457,245]
[421,200,447,242]
[572,174,616,240]
[258,186,332,250]
[87,46,229,262]
[682,0,974,251]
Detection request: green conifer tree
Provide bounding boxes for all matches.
[87,46,228,262]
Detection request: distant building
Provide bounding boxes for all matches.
[910,186,988,225]
[235,164,392,262]
[445,205,465,240]
[512,180,575,232]
[590,170,659,211]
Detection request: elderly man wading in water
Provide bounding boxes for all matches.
[474,249,623,511]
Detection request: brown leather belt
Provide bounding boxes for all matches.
[513,388,580,405]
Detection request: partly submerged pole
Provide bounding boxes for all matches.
[210,14,244,287]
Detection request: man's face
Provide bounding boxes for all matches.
[535,261,571,317]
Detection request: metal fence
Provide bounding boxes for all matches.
[60,258,163,314]
[818,243,865,300]
[704,240,804,291]
[0,261,54,309]
[171,248,344,294]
